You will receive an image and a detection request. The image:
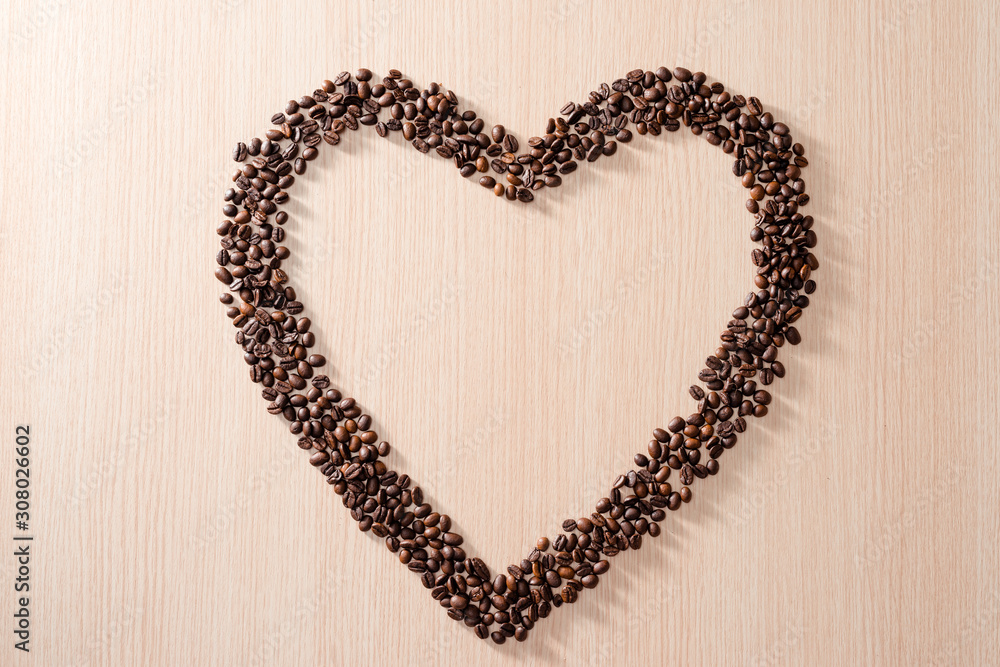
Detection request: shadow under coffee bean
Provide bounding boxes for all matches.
[215,66,816,645]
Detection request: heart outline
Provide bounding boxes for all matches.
[215,67,816,645]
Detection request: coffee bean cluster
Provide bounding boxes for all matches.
[215,67,815,644]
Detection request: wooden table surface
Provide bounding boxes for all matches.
[2,1,997,665]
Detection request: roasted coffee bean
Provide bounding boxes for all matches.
[218,68,813,643]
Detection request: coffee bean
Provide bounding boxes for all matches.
[219,67,813,643]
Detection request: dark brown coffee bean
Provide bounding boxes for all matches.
[218,70,813,642]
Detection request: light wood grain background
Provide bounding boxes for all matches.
[1,1,997,665]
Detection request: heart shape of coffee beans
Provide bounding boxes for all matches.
[215,67,816,645]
